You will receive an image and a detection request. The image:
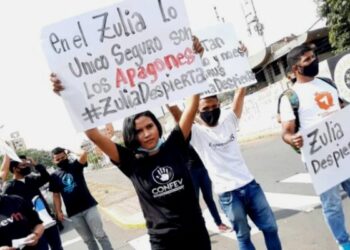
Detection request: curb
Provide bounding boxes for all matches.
[98,205,146,230]
[95,130,280,230]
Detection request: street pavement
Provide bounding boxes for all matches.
[59,134,350,250]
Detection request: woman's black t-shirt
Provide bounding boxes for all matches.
[112,126,205,236]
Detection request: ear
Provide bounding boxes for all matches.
[291,64,298,74]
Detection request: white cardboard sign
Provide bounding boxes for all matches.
[196,23,256,96]
[301,105,350,195]
[41,0,206,131]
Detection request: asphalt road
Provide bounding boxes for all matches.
[60,135,350,250]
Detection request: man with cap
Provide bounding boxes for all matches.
[1,155,63,250]
[279,43,350,250]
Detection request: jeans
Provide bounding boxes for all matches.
[190,167,222,225]
[70,206,113,250]
[219,180,281,250]
[26,225,62,250]
[320,178,350,244]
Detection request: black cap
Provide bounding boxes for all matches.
[286,43,315,73]
[9,160,20,173]
[18,155,27,160]
[51,147,65,155]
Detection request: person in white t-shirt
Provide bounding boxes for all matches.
[169,89,282,250]
[280,43,350,250]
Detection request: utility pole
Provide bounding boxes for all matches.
[213,6,225,23]
[240,0,266,47]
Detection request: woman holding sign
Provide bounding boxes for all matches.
[51,37,211,250]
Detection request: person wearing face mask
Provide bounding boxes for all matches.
[1,155,63,250]
[168,89,282,250]
[49,147,113,250]
[49,37,212,250]
[280,43,350,250]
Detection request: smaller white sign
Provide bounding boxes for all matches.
[12,237,27,249]
[196,23,257,96]
[0,139,22,162]
[300,105,350,195]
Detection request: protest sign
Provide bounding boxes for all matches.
[300,105,350,195]
[41,0,205,131]
[0,139,22,162]
[196,23,256,96]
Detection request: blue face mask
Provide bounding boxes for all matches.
[137,138,164,154]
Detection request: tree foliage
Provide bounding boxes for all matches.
[316,0,350,52]
[87,152,105,170]
[16,148,53,168]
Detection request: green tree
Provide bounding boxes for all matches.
[87,152,104,170]
[17,148,53,168]
[316,0,350,52]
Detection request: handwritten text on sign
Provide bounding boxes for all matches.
[197,23,256,96]
[301,106,350,195]
[41,0,205,131]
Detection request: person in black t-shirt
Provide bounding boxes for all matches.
[187,146,230,233]
[2,155,63,250]
[0,194,44,250]
[87,109,210,250]
[50,37,210,250]
[49,148,113,250]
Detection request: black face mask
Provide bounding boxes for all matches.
[57,159,69,169]
[299,58,319,77]
[200,108,221,126]
[18,167,31,176]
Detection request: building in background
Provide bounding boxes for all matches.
[8,131,26,151]
[81,123,122,168]
[248,27,332,93]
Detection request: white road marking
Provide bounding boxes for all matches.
[265,192,321,212]
[129,173,323,249]
[128,234,151,250]
[280,173,312,184]
[62,237,82,247]
[202,209,260,240]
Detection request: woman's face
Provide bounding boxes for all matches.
[135,116,160,150]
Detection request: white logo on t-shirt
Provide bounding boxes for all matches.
[0,213,24,228]
[209,134,235,150]
[152,166,174,185]
[151,166,184,198]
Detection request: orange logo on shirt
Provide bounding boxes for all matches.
[314,92,334,110]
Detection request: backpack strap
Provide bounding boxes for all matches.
[316,76,337,89]
[316,77,347,107]
[277,89,300,132]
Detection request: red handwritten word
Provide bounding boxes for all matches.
[116,47,195,88]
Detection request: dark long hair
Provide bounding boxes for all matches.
[122,111,163,151]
